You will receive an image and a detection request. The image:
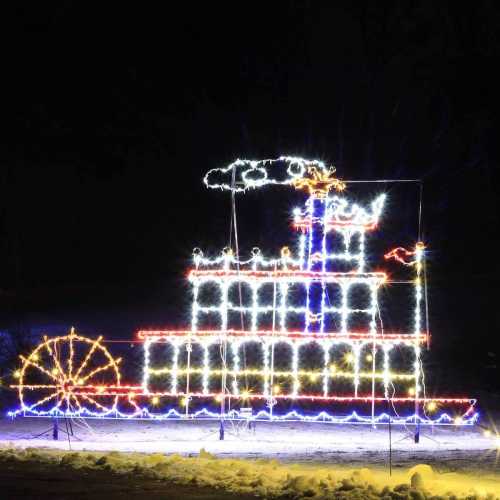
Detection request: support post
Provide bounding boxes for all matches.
[387,400,392,476]
[52,418,58,441]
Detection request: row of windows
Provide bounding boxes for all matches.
[146,341,416,372]
[193,282,375,309]
[146,375,411,398]
[193,310,375,331]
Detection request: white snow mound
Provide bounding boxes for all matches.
[0,445,499,499]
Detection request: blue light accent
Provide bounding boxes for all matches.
[7,405,479,426]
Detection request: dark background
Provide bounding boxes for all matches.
[1,2,499,405]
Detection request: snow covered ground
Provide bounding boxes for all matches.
[0,417,499,473]
[1,417,500,498]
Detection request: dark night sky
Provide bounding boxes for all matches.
[1,2,500,397]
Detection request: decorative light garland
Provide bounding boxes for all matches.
[203,156,332,193]
[11,329,121,417]
[9,158,477,426]
[8,404,478,426]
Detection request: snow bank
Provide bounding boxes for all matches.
[1,445,499,499]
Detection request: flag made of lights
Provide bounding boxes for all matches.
[10,157,477,425]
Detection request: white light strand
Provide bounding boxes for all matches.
[145,191,424,404]
[204,156,329,193]
[9,158,475,426]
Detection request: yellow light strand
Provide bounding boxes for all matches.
[70,393,83,411]
[14,384,59,389]
[19,355,59,383]
[68,328,74,380]
[48,341,68,384]
[25,390,62,411]
[81,358,120,383]
[147,366,414,381]
[79,393,109,412]
[74,336,103,380]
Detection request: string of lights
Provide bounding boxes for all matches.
[9,157,476,426]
